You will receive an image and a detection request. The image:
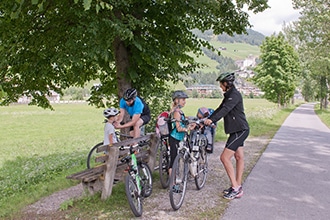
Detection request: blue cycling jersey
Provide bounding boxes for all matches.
[119,96,144,117]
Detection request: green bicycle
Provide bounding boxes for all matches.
[120,143,153,217]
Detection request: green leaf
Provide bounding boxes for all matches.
[83,0,92,11]
[96,4,100,13]
[31,0,38,5]
[38,2,44,12]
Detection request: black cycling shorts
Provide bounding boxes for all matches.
[129,114,151,131]
[225,129,249,151]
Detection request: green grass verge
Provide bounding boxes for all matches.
[314,104,330,129]
[0,99,298,218]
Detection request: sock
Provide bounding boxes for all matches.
[233,185,241,192]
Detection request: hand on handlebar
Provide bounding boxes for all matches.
[204,119,213,126]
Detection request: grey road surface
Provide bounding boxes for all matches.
[221,103,330,220]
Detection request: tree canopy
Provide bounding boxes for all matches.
[0,0,268,110]
[285,0,330,109]
[253,33,301,107]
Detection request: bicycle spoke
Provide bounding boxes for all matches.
[139,162,153,198]
[125,175,143,217]
[169,154,187,210]
[86,142,104,169]
[159,142,170,188]
[195,146,208,190]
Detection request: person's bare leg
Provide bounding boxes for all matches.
[220,148,239,188]
[234,147,244,186]
[132,119,144,138]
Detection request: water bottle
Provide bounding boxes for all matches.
[189,160,197,176]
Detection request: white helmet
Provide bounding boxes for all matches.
[103,108,119,118]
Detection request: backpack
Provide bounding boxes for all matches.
[156,111,172,137]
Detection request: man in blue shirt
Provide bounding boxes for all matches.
[114,88,151,138]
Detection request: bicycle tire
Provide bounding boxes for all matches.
[125,174,143,217]
[169,154,187,210]
[194,142,208,190]
[139,162,153,198]
[86,142,103,169]
[159,140,170,188]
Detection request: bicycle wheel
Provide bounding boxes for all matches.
[195,144,208,190]
[139,162,153,198]
[159,139,170,188]
[86,142,103,169]
[125,174,143,217]
[169,154,187,210]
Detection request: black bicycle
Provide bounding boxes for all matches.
[158,134,171,188]
[86,131,132,169]
[169,118,209,210]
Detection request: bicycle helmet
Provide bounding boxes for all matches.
[197,107,210,118]
[216,72,235,87]
[172,90,189,101]
[103,107,120,118]
[123,88,137,101]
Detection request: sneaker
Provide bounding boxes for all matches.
[223,186,233,194]
[172,184,182,193]
[223,187,243,200]
[223,185,242,194]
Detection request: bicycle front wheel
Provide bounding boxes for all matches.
[139,162,153,198]
[86,142,103,169]
[125,175,143,217]
[159,140,170,188]
[195,144,208,190]
[169,154,187,210]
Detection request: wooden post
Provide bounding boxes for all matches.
[101,146,119,200]
[147,133,159,172]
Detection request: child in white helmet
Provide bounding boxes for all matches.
[103,107,120,146]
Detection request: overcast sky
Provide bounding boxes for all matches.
[247,0,301,36]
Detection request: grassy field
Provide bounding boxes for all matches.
[209,42,260,60]
[0,99,301,218]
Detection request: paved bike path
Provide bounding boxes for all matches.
[221,103,330,220]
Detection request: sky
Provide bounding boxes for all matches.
[247,0,301,36]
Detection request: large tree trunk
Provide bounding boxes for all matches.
[113,36,131,136]
[113,37,131,97]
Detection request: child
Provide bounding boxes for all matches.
[169,90,194,192]
[194,107,216,153]
[103,107,120,146]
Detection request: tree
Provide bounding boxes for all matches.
[285,0,330,109]
[252,33,301,107]
[0,0,269,111]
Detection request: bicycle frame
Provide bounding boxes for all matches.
[122,145,142,193]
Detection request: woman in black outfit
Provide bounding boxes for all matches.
[204,72,250,200]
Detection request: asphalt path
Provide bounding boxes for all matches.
[221,103,330,220]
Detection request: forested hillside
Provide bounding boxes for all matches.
[193,29,265,46]
[184,29,265,87]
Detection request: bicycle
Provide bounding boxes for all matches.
[169,117,209,210]
[86,131,133,169]
[158,134,171,188]
[120,143,153,217]
[86,119,147,169]
[155,115,172,188]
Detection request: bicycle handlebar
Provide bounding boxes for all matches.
[164,117,214,127]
